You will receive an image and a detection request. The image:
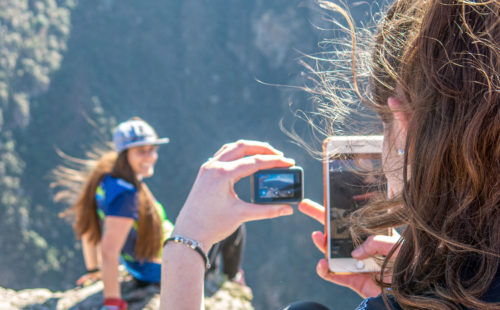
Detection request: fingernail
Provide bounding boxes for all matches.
[280,207,293,216]
[286,158,295,164]
[351,247,361,257]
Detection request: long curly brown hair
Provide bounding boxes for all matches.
[53,149,164,261]
[307,0,499,309]
[364,0,500,309]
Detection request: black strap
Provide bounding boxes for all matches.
[86,267,100,274]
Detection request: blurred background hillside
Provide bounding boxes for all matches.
[0,0,383,308]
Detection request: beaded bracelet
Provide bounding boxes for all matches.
[163,235,211,270]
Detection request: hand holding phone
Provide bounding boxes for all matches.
[323,136,390,273]
[299,199,399,298]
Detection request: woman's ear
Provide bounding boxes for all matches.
[388,97,412,132]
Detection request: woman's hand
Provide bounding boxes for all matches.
[161,140,295,310]
[173,140,295,251]
[299,199,400,298]
[76,270,101,286]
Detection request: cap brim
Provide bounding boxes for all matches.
[123,137,170,150]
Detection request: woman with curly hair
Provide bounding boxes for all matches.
[159,0,499,309]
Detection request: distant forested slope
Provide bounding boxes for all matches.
[0,0,380,308]
[0,0,75,288]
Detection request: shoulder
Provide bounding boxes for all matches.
[98,175,139,219]
[356,295,401,310]
[102,174,136,192]
[100,175,137,201]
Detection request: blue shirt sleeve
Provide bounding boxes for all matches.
[104,190,138,220]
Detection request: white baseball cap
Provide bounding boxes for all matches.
[113,119,169,153]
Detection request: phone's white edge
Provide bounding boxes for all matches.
[328,258,381,273]
[325,156,333,269]
[325,135,383,155]
[324,135,384,273]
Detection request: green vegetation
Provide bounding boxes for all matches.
[0,0,75,287]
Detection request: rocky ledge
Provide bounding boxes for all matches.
[0,273,253,310]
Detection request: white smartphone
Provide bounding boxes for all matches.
[323,136,389,273]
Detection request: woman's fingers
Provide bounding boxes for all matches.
[317,258,353,286]
[239,202,293,222]
[351,234,401,260]
[76,275,87,286]
[76,274,91,286]
[227,155,295,182]
[316,258,363,287]
[207,140,295,184]
[76,272,100,286]
[298,199,325,225]
[214,140,283,162]
[316,259,381,298]
[312,231,327,254]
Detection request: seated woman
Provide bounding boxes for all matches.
[55,118,173,309]
[54,118,246,309]
[160,0,499,309]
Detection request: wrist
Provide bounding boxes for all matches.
[172,221,214,252]
[87,267,100,274]
[164,235,211,270]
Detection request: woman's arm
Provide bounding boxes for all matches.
[82,233,100,270]
[76,233,102,285]
[101,216,134,299]
[160,140,295,309]
[162,239,208,310]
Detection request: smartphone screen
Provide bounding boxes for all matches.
[328,154,384,259]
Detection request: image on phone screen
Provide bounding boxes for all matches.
[328,154,385,259]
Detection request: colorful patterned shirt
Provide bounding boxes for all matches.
[95,174,173,282]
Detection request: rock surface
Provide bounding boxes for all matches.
[0,273,253,310]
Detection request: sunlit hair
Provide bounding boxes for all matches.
[300,0,499,309]
[53,147,163,261]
